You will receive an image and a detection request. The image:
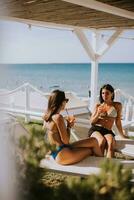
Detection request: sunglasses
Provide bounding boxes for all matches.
[64,98,69,103]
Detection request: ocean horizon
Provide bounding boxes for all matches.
[0,63,134,97]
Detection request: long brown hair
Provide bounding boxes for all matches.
[99,84,115,103]
[44,90,68,122]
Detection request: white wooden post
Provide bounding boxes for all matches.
[90,31,99,112]
[25,84,30,123]
[90,61,98,111]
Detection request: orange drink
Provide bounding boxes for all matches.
[67,115,75,123]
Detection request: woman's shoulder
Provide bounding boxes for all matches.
[113,102,122,109]
[52,114,64,123]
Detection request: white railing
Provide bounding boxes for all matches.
[0,83,48,122]
[0,83,134,123]
[115,89,134,121]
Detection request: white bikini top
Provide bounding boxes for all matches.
[107,106,117,118]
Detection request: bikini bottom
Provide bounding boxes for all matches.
[51,144,72,159]
[88,125,115,137]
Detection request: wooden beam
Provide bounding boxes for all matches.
[74,29,95,61]
[62,0,134,20]
[98,29,124,59]
[0,16,74,31]
[0,16,133,32]
[0,16,98,31]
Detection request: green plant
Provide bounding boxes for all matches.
[58,159,134,200]
[17,123,134,200]
[18,125,53,200]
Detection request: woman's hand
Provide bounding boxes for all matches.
[66,115,75,128]
[121,135,129,139]
[97,105,107,118]
[121,130,129,139]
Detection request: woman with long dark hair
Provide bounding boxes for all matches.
[89,84,127,158]
[43,89,102,165]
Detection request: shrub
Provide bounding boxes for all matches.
[17,124,134,200]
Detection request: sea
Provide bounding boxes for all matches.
[0,63,134,97]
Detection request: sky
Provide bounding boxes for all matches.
[0,20,134,64]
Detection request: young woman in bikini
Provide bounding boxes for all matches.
[43,89,103,165]
[89,84,127,158]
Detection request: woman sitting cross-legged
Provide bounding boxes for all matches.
[88,84,127,158]
[43,89,103,165]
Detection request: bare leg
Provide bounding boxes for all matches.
[71,137,103,157]
[104,134,116,158]
[56,147,92,165]
[90,131,106,156]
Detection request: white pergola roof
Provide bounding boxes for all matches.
[0,0,134,29]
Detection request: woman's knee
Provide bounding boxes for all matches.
[56,157,64,165]
[107,139,115,150]
[98,138,106,148]
[90,133,106,146]
[56,155,72,165]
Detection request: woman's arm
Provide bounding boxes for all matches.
[115,103,127,138]
[90,104,102,124]
[53,114,70,144]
